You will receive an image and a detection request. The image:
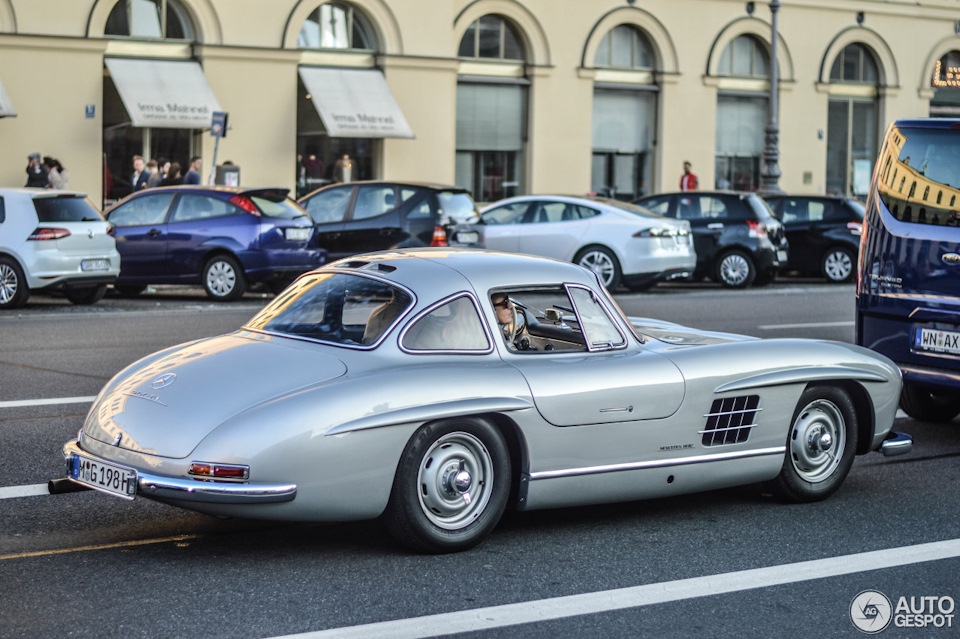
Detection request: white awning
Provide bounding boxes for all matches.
[0,78,16,118]
[298,67,414,139]
[105,58,221,129]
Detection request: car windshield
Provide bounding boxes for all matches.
[591,198,666,219]
[245,272,413,347]
[33,196,103,222]
[437,191,478,223]
[251,196,308,220]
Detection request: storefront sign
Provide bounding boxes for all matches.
[104,58,222,129]
[0,79,16,118]
[298,67,414,139]
[932,60,960,87]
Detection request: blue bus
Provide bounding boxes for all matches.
[856,118,960,422]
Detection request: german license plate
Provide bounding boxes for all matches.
[71,453,137,500]
[81,259,110,271]
[777,250,787,262]
[285,227,311,242]
[915,327,960,355]
[455,231,480,245]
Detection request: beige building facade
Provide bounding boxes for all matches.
[1,0,959,208]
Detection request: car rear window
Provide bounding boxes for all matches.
[245,272,413,347]
[437,191,478,223]
[745,194,776,221]
[877,126,960,228]
[33,196,103,222]
[251,196,308,220]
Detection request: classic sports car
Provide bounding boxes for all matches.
[60,249,912,553]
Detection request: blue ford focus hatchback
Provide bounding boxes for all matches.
[105,186,325,301]
[857,118,960,422]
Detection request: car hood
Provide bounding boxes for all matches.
[83,333,347,458]
[629,317,756,346]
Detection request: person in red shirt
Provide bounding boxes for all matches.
[679,161,699,191]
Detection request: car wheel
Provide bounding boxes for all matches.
[0,257,29,309]
[767,386,857,503]
[383,417,511,553]
[65,284,107,305]
[115,284,146,298]
[575,246,622,290]
[821,247,855,283]
[202,255,246,302]
[900,382,960,422]
[715,250,756,288]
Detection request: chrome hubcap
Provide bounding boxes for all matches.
[790,399,845,483]
[206,261,236,296]
[579,252,615,286]
[417,431,493,530]
[824,251,852,281]
[0,264,17,303]
[720,254,750,286]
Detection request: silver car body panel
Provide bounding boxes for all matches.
[64,248,905,522]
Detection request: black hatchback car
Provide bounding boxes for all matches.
[634,191,788,287]
[298,181,482,262]
[763,195,864,283]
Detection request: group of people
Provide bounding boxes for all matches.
[131,155,203,191]
[25,152,70,190]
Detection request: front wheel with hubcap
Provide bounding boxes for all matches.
[821,247,855,283]
[716,250,756,288]
[0,257,29,309]
[383,418,511,553]
[202,255,246,301]
[766,386,857,503]
[575,246,622,290]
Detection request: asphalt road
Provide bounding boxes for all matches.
[1,281,957,639]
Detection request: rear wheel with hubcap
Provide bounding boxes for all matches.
[0,257,29,309]
[821,246,855,283]
[383,417,511,553]
[202,255,246,302]
[575,246,622,290]
[716,250,756,288]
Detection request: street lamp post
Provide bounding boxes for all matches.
[760,0,783,195]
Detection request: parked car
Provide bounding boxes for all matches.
[857,117,960,422]
[60,248,911,553]
[297,181,482,262]
[474,195,695,290]
[0,188,120,309]
[764,195,863,282]
[104,186,325,301]
[634,191,788,288]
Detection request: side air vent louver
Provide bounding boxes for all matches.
[701,395,760,446]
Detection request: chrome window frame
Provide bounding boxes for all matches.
[564,284,628,352]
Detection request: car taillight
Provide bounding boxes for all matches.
[228,195,261,216]
[847,221,863,235]
[634,228,674,238]
[189,462,249,480]
[746,220,767,238]
[107,226,116,237]
[431,225,448,247]
[28,227,70,241]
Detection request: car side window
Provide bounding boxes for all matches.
[304,186,352,225]
[170,194,237,223]
[568,286,626,349]
[482,202,529,225]
[107,192,175,227]
[639,196,670,216]
[533,202,569,223]
[402,296,490,352]
[404,190,434,220]
[0,197,5,224]
[699,196,729,219]
[353,185,398,221]
[575,205,601,219]
[807,201,827,222]
[781,199,805,223]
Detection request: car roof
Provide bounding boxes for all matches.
[894,118,960,130]
[0,187,89,198]
[324,248,598,298]
[637,190,755,198]
[299,181,468,199]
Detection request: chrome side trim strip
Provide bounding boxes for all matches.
[325,396,534,436]
[714,367,888,393]
[529,446,785,481]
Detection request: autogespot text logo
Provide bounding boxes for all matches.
[851,590,892,633]
[850,590,956,633]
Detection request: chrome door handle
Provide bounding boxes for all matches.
[600,406,634,413]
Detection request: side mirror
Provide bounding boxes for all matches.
[544,308,561,323]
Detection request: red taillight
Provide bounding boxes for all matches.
[430,225,448,247]
[746,220,767,238]
[28,227,71,241]
[189,462,249,480]
[228,195,261,216]
[107,226,116,237]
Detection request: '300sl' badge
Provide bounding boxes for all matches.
[151,373,177,389]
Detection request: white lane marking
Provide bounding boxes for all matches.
[0,484,48,499]
[757,321,855,330]
[270,538,960,639]
[0,396,96,409]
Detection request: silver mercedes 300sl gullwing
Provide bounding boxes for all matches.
[61,248,912,553]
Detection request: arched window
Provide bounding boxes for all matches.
[104,0,195,40]
[594,25,653,69]
[830,44,878,83]
[717,35,769,78]
[298,2,377,50]
[930,50,960,117]
[458,15,524,61]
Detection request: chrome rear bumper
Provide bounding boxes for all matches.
[62,441,297,504]
[880,431,913,457]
